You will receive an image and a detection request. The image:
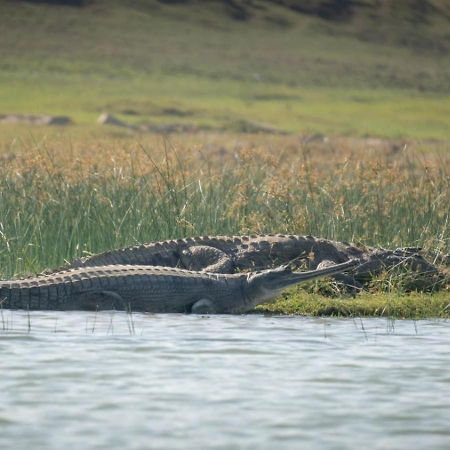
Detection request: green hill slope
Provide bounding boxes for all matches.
[1,0,449,138]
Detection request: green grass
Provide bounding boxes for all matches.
[256,291,450,319]
[0,146,448,318]
[1,75,449,139]
[0,0,449,139]
[0,145,448,273]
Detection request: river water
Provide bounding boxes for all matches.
[0,311,449,450]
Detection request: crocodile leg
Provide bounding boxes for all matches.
[180,245,234,273]
[191,298,218,314]
[75,290,126,310]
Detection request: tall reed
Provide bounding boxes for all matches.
[0,142,448,278]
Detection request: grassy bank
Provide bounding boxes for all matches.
[0,137,448,318]
[0,139,448,315]
[257,291,450,319]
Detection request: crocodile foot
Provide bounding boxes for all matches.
[191,298,218,314]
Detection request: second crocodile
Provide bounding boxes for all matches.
[61,234,439,290]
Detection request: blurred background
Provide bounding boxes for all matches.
[1,0,449,139]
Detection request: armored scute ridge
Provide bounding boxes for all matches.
[1,260,358,314]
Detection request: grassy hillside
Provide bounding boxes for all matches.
[1,0,449,138]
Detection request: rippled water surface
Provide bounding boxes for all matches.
[0,312,449,450]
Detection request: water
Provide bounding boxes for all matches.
[0,312,449,450]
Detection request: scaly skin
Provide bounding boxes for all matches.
[0,260,358,313]
[58,234,438,288]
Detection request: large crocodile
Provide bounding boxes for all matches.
[60,234,439,289]
[1,260,358,313]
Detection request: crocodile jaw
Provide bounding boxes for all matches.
[244,259,359,309]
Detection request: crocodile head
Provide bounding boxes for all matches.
[244,265,295,306]
[244,259,359,309]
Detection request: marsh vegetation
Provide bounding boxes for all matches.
[1,135,448,317]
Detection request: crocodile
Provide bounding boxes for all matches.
[60,234,439,289]
[0,260,358,314]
